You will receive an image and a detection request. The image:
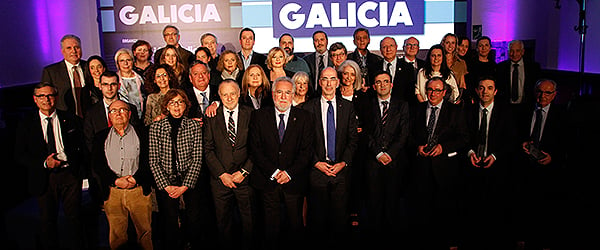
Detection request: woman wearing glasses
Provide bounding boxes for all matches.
[143,64,179,126]
[149,89,203,249]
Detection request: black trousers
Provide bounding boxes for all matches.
[210,178,254,250]
[37,169,82,250]
[307,170,350,246]
[260,186,305,250]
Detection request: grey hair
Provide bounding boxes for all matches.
[272,76,296,93]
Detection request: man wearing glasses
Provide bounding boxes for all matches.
[396,36,425,105]
[408,76,468,250]
[91,100,153,249]
[154,25,194,69]
[15,82,86,249]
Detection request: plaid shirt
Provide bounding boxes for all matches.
[149,117,203,190]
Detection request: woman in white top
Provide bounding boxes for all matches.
[115,48,145,119]
[415,44,460,104]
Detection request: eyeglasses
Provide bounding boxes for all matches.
[536,90,555,95]
[426,88,445,94]
[274,90,293,96]
[108,108,129,114]
[330,52,346,58]
[35,94,57,99]
[163,32,178,37]
[168,100,185,106]
[404,43,419,47]
[155,72,168,78]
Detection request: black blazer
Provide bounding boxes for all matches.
[466,102,517,163]
[91,125,153,201]
[238,51,268,73]
[14,109,85,196]
[394,57,425,105]
[364,96,410,166]
[204,105,254,180]
[495,59,541,105]
[248,106,315,194]
[41,60,90,114]
[185,85,221,119]
[347,49,383,86]
[517,103,568,167]
[83,101,140,152]
[303,52,334,91]
[303,96,359,170]
[239,91,274,110]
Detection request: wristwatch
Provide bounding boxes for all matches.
[240,169,249,177]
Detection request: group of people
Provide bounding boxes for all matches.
[14,24,571,250]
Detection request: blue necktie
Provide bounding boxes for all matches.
[278,114,285,143]
[327,101,336,162]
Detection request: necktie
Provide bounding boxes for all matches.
[427,107,438,142]
[106,107,112,127]
[478,108,488,156]
[200,92,208,114]
[278,114,285,143]
[531,108,543,147]
[511,64,519,102]
[317,55,325,89]
[72,66,83,117]
[227,111,236,146]
[46,117,56,154]
[327,101,336,162]
[386,62,392,73]
[381,101,389,126]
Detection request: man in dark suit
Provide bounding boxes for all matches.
[303,30,334,91]
[204,80,255,250]
[41,34,90,117]
[185,61,221,119]
[154,25,193,69]
[495,40,541,108]
[83,71,139,152]
[14,82,85,249]
[362,71,410,245]
[91,100,153,250]
[396,37,426,105]
[463,77,517,250]
[408,77,468,249]
[379,37,414,104]
[302,67,358,246]
[347,28,383,87]
[249,76,314,250]
[514,79,567,250]
[238,27,268,72]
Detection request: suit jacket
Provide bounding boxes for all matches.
[303,52,334,91]
[517,103,567,168]
[364,96,410,164]
[149,117,203,190]
[91,125,153,201]
[239,91,274,110]
[347,49,383,86]
[41,60,90,114]
[204,105,253,180]
[303,96,359,184]
[466,102,517,164]
[83,101,140,152]
[185,85,221,119]
[410,101,469,189]
[248,106,315,194]
[395,57,425,105]
[496,59,541,105]
[14,109,85,196]
[238,51,268,73]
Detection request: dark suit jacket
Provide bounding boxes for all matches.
[496,59,541,105]
[90,125,153,201]
[83,101,140,152]
[303,96,359,184]
[517,103,567,167]
[394,57,425,105]
[347,49,383,86]
[238,51,268,73]
[185,85,221,119]
[14,109,85,196]
[364,96,410,166]
[410,101,469,190]
[248,106,315,194]
[239,91,274,110]
[204,105,254,180]
[41,60,90,114]
[303,52,334,91]
[466,102,517,164]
